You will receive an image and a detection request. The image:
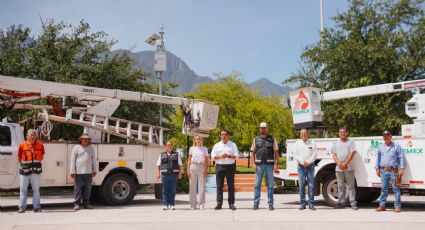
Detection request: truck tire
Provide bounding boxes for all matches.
[357,188,381,203]
[101,173,136,206]
[322,175,348,206]
[154,183,163,200]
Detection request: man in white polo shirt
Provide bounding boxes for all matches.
[211,129,238,211]
[294,128,317,210]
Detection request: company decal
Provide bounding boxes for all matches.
[366,140,381,157]
[293,90,310,115]
[82,88,95,93]
[402,141,424,155]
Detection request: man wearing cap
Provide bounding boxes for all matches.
[375,131,406,213]
[70,134,98,211]
[332,127,358,210]
[294,128,317,210]
[251,122,279,210]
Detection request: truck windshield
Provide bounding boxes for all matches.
[0,126,12,146]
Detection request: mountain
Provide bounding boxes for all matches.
[248,78,291,97]
[116,50,290,96]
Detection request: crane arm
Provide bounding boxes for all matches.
[0,75,188,106]
[322,79,425,101]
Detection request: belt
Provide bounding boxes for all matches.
[216,164,235,166]
[380,166,398,172]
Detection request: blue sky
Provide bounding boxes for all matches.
[0,0,349,85]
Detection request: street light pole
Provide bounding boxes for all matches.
[157,25,165,127]
[145,25,167,127]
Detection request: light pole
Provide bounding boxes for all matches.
[145,25,167,127]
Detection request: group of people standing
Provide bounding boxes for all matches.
[158,124,408,213]
[294,127,407,212]
[157,122,280,211]
[17,130,97,213]
[17,123,407,213]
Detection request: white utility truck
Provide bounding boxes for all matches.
[278,79,425,206]
[0,75,219,205]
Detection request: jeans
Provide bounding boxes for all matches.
[253,164,274,205]
[335,170,357,206]
[19,173,41,210]
[379,170,401,208]
[74,174,93,205]
[216,164,235,205]
[189,163,206,208]
[162,173,178,206]
[297,165,315,205]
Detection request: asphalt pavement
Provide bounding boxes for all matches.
[1,192,425,230]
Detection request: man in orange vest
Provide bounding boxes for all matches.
[17,129,45,213]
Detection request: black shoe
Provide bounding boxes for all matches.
[17,208,25,213]
[299,204,306,210]
[351,205,358,210]
[74,203,80,211]
[33,208,42,213]
[309,205,316,210]
[334,204,346,209]
[253,204,259,210]
[268,204,274,211]
[214,205,222,210]
[229,204,236,210]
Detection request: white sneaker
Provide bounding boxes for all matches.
[190,207,195,210]
[170,206,176,210]
[199,205,205,210]
[163,206,168,210]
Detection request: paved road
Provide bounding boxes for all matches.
[1,193,425,230]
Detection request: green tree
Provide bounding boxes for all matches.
[0,20,174,140]
[285,0,425,136]
[171,72,295,152]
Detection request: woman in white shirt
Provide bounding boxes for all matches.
[187,135,210,210]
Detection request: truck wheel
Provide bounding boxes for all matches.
[322,175,348,206]
[101,173,136,206]
[357,188,381,203]
[154,183,163,200]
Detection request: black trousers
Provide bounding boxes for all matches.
[216,164,235,205]
[74,174,92,205]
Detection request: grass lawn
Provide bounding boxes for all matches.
[208,165,255,174]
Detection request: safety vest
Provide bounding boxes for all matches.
[254,135,275,165]
[159,151,180,175]
[19,141,44,175]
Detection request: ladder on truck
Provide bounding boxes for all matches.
[39,109,165,146]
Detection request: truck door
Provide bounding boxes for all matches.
[40,143,68,186]
[0,125,19,186]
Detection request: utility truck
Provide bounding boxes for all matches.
[0,75,219,205]
[278,79,425,206]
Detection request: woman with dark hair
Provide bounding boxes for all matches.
[156,141,183,210]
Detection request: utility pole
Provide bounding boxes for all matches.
[145,25,167,127]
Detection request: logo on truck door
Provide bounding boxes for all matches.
[293,91,310,115]
[367,140,381,157]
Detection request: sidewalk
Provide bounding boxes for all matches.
[1,192,425,230]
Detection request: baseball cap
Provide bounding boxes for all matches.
[382,130,392,136]
[260,122,267,128]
